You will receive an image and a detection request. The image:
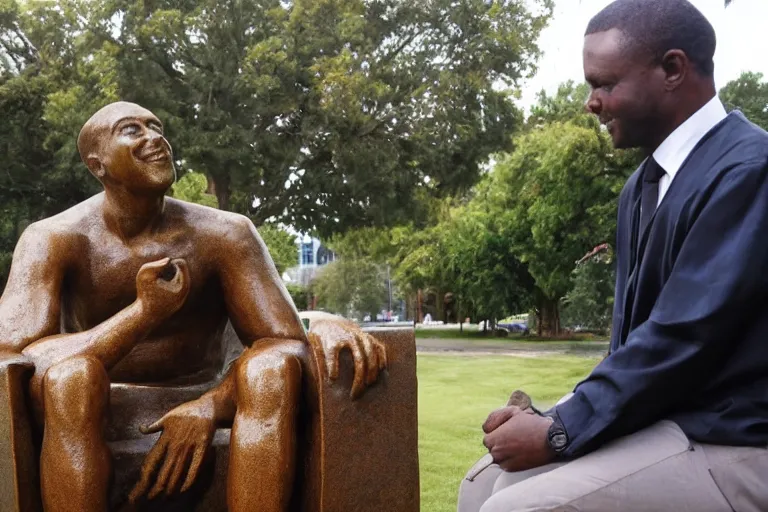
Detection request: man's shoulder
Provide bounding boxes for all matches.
[711,112,768,164]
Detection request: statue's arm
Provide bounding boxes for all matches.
[218,215,308,346]
[22,258,190,405]
[0,224,65,353]
[191,216,307,425]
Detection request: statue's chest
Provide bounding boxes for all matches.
[63,238,207,329]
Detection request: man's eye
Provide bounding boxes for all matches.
[600,83,615,92]
[121,124,140,135]
[150,124,164,135]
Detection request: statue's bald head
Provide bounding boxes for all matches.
[77,101,156,165]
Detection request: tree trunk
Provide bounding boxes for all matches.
[539,297,561,338]
[458,299,463,333]
[536,309,543,337]
[206,172,231,211]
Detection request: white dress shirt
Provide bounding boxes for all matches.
[651,95,727,206]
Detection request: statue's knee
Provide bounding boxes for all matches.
[236,348,302,414]
[43,356,109,425]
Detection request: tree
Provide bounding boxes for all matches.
[311,258,389,319]
[0,0,554,289]
[4,0,552,236]
[720,71,768,131]
[485,120,632,336]
[257,224,299,276]
[560,246,615,332]
[170,171,218,208]
[527,81,597,130]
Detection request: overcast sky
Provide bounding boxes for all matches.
[516,0,768,111]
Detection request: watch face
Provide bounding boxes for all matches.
[550,431,568,451]
[548,419,569,453]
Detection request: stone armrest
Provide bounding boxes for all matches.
[0,351,34,372]
[0,350,41,512]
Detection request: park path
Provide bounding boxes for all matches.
[415,337,609,359]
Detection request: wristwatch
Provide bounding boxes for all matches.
[546,413,569,455]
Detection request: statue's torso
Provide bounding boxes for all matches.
[59,199,232,384]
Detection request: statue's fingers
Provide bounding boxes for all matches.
[181,445,207,493]
[326,340,345,381]
[360,334,379,386]
[375,341,388,371]
[129,438,168,503]
[165,445,192,496]
[148,446,182,499]
[139,417,165,435]
[348,339,365,400]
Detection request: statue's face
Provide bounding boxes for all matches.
[96,104,176,193]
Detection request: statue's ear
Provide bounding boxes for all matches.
[85,155,106,179]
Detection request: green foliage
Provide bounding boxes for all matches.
[0,0,554,290]
[311,258,388,319]
[527,80,597,129]
[286,284,309,311]
[0,0,554,237]
[720,71,768,131]
[561,253,615,332]
[257,224,298,275]
[170,171,218,208]
[482,120,630,333]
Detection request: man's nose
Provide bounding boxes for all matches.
[584,92,601,115]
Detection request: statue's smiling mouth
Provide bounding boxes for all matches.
[142,150,169,162]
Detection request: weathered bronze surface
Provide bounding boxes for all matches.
[0,102,419,511]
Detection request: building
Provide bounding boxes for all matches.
[282,235,337,288]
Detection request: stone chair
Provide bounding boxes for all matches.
[0,325,419,512]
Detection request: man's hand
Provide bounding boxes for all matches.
[135,257,190,318]
[304,313,387,400]
[482,405,555,472]
[129,397,216,503]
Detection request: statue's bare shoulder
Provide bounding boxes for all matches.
[164,198,271,262]
[12,195,103,267]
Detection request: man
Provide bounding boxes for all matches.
[0,101,385,511]
[458,1,768,510]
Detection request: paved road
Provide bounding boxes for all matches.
[416,337,609,358]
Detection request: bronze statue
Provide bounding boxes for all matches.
[0,102,406,511]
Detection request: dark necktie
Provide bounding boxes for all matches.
[639,157,666,238]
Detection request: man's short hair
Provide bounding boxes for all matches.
[586,0,716,77]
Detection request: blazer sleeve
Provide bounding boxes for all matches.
[556,158,768,457]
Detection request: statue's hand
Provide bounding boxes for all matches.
[135,257,190,317]
[129,398,216,503]
[309,317,388,400]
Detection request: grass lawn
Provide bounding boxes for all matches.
[417,353,600,512]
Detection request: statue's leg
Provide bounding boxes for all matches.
[39,356,111,512]
[228,339,304,512]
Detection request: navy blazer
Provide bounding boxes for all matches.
[556,111,768,457]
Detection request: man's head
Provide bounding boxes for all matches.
[77,102,176,193]
[583,0,717,150]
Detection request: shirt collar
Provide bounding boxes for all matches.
[652,95,727,178]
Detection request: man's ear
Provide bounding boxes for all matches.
[661,49,688,92]
[85,155,106,179]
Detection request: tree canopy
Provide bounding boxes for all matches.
[1,0,553,234]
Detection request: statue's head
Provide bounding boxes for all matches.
[77,101,176,193]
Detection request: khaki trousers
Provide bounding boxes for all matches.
[458,420,768,512]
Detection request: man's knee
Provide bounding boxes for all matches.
[236,342,303,415]
[43,356,109,427]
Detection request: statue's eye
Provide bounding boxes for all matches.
[121,124,140,135]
